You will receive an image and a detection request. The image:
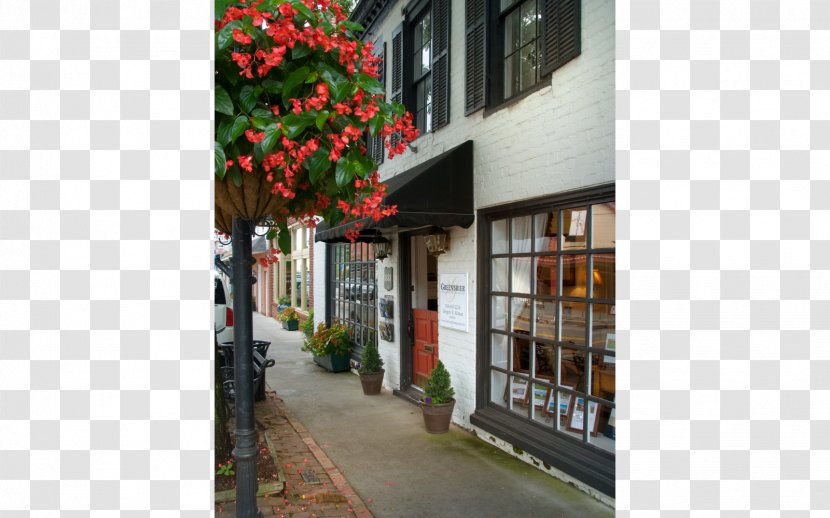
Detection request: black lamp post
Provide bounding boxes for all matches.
[230,217,262,518]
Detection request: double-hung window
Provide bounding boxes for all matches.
[465,0,581,112]
[391,0,450,135]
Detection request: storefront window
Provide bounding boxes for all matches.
[485,200,615,453]
[329,242,377,349]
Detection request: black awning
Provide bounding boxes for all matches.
[315,140,474,243]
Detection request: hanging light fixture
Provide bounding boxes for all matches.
[424,227,449,256]
[372,236,392,260]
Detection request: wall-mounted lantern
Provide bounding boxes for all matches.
[424,228,449,256]
[372,236,392,260]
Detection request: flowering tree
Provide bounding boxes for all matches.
[215,0,419,254]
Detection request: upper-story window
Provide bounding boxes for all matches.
[391,0,450,135]
[412,10,433,132]
[465,0,581,113]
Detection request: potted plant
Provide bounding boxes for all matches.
[302,322,352,372]
[420,360,455,434]
[357,340,384,395]
[279,307,299,331]
[277,295,291,313]
[299,309,315,339]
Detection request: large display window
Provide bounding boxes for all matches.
[329,242,378,351]
[473,185,615,497]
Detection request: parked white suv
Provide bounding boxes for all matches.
[214,271,234,344]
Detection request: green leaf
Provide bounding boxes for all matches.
[262,79,283,95]
[253,141,265,162]
[282,66,310,104]
[292,44,311,60]
[252,116,275,130]
[266,228,278,241]
[318,64,349,101]
[214,142,227,179]
[230,115,250,145]
[316,110,330,131]
[305,148,330,185]
[280,113,316,140]
[340,20,365,32]
[355,73,385,95]
[369,114,385,136]
[216,117,234,146]
[239,85,257,113]
[291,1,315,22]
[261,124,280,154]
[278,222,291,255]
[305,72,318,84]
[251,107,273,118]
[335,157,352,187]
[229,168,243,187]
[217,20,243,50]
[215,86,235,116]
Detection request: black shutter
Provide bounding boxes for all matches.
[465,0,486,114]
[431,0,450,130]
[390,25,404,148]
[540,0,581,77]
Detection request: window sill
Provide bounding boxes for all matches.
[482,79,552,119]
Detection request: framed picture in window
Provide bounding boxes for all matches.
[544,385,573,417]
[507,376,528,405]
[566,396,600,437]
[531,384,549,409]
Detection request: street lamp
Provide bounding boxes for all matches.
[372,236,392,260]
[424,227,449,256]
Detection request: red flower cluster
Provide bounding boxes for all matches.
[217,0,419,242]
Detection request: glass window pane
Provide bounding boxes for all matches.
[509,375,530,417]
[534,299,556,341]
[413,44,422,78]
[592,203,616,249]
[561,254,587,298]
[552,387,575,430]
[491,333,508,369]
[492,258,508,292]
[500,0,521,12]
[503,51,520,98]
[592,253,615,299]
[511,256,532,294]
[562,207,588,250]
[534,212,558,252]
[511,215,532,253]
[520,0,538,47]
[519,43,537,91]
[534,342,555,379]
[492,219,509,254]
[559,347,585,391]
[534,256,557,296]
[510,297,531,335]
[560,301,586,345]
[492,296,508,331]
[530,382,551,424]
[591,303,615,349]
[425,74,433,133]
[504,9,521,54]
[492,370,509,409]
[588,402,615,452]
[513,333,531,372]
[422,42,431,74]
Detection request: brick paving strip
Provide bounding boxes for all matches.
[217,388,373,518]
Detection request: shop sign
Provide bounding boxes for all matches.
[438,273,468,332]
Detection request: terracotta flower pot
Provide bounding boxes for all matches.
[421,398,456,434]
[359,370,385,395]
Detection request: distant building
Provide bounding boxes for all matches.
[313,0,615,502]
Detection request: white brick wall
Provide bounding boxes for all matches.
[360,0,615,429]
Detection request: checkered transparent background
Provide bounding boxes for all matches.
[618,0,828,514]
[0,0,213,514]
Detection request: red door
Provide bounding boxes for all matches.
[413,309,439,387]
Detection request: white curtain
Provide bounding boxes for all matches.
[510,217,533,330]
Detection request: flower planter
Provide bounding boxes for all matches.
[313,352,351,373]
[284,320,299,331]
[421,399,456,434]
[359,370,385,395]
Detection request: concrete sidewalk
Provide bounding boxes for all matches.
[257,312,614,518]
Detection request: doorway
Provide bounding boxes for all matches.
[409,234,438,388]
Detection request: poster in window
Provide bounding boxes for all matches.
[509,376,528,404]
[532,384,549,409]
[604,333,616,364]
[566,396,600,436]
[544,385,573,417]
